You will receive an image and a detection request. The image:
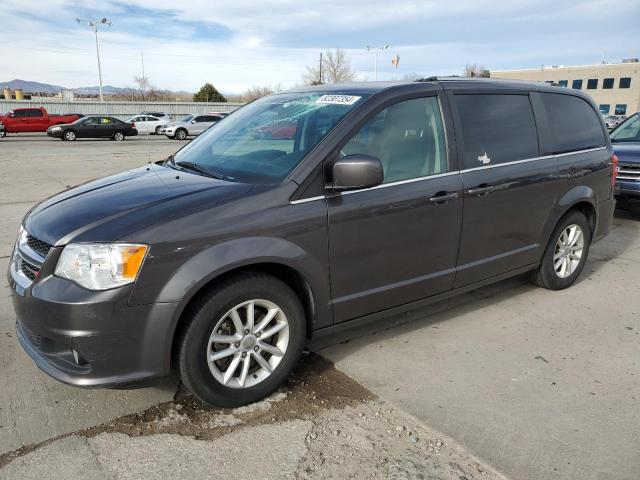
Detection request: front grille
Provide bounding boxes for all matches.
[20,258,39,281]
[26,234,52,258]
[618,163,640,182]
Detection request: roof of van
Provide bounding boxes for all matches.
[288,77,583,95]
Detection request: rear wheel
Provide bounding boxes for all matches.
[175,128,187,140]
[63,129,76,141]
[178,272,306,407]
[155,126,162,135]
[113,131,125,141]
[529,210,592,290]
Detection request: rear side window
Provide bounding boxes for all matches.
[28,109,43,117]
[454,94,539,169]
[540,93,606,153]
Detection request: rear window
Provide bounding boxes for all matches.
[540,93,606,153]
[454,94,539,169]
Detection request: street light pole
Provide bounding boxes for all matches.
[77,17,111,102]
[365,45,389,81]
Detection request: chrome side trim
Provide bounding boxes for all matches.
[290,195,325,205]
[290,146,608,203]
[554,146,607,158]
[341,171,460,196]
[459,155,554,174]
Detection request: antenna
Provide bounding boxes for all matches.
[602,50,607,64]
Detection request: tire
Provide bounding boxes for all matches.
[113,131,125,141]
[155,126,162,135]
[178,272,306,407]
[63,129,76,141]
[175,128,187,140]
[529,210,592,290]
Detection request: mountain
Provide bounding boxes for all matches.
[0,79,192,96]
[0,79,66,94]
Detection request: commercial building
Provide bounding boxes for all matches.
[492,59,640,116]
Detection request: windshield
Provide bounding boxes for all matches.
[173,92,366,184]
[181,115,194,122]
[611,114,640,143]
[72,117,88,124]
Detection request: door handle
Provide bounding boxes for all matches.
[467,185,497,196]
[429,192,459,204]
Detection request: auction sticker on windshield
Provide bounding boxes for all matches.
[316,95,362,105]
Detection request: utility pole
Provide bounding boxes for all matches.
[318,52,323,84]
[141,51,145,82]
[77,17,111,102]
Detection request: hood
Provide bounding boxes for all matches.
[47,123,74,130]
[25,163,252,246]
[613,143,640,164]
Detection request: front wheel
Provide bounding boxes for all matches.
[530,210,592,290]
[175,128,187,140]
[177,272,306,407]
[63,129,76,141]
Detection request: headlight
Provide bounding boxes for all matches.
[50,126,62,131]
[55,243,148,290]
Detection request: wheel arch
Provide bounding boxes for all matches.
[168,261,316,369]
[556,185,598,236]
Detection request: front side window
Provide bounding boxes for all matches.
[603,78,614,89]
[619,77,631,89]
[173,92,367,184]
[611,114,640,143]
[541,93,606,153]
[454,94,538,169]
[572,79,583,89]
[615,104,627,115]
[587,79,598,89]
[341,97,447,183]
[12,110,26,118]
[83,117,100,125]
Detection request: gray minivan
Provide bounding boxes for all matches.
[10,78,616,407]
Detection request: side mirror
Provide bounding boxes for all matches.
[328,155,384,191]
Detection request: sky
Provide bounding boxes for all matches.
[0,0,639,94]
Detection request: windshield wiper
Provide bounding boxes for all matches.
[175,160,231,181]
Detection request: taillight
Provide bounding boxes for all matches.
[131,122,136,129]
[611,153,619,187]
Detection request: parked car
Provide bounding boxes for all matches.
[610,113,640,207]
[125,114,169,134]
[141,111,172,121]
[0,107,82,134]
[46,115,138,141]
[159,113,224,140]
[10,79,616,407]
[604,115,627,130]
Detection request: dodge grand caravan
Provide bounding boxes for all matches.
[9,79,616,407]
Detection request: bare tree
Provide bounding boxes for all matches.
[133,75,161,101]
[401,72,426,81]
[303,49,357,85]
[463,64,490,78]
[237,84,283,102]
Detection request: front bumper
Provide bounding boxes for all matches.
[9,252,178,387]
[160,127,175,137]
[47,129,63,138]
[615,179,640,199]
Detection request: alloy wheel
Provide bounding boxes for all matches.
[553,224,584,278]
[206,299,290,389]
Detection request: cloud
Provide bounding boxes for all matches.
[0,0,638,93]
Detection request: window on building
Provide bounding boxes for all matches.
[587,79,598,89]
[541,93,606,153]
[454,94,539,168]
[342,96,448,182]
[558,80,568,87]
[615,104,627,115]
[572,79,583,89]
[603,78,614,89]
[599,104,611,114]
[619,77,631,89]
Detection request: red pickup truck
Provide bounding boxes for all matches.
[0,107,82,134]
